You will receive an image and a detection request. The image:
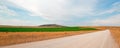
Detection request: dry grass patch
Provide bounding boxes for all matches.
[108,27,120,47]
[0,30,99,46]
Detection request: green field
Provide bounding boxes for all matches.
[0,27,97,32]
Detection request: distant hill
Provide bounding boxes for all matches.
[0,24,66,28]
[0,25,13,27]
[39,24,66,28]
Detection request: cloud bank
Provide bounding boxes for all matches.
[0,0,119,26]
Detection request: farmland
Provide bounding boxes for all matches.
[0,27,96,32]
[0,31,100,46]
[0,26,120,47]
[0,26,98,46]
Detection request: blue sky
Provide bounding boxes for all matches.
[0,0,120,26]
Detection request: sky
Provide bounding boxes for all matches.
[0,0,120,26]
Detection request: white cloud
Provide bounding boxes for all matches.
[96,2,120,15]
[8,0,98,21]
[1,0,119,26]
[0,18,32,26]
[92,14,120,26]
[89,2,120,26]
[0,1,18,16]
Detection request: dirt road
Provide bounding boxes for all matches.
[1,30,119,48]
